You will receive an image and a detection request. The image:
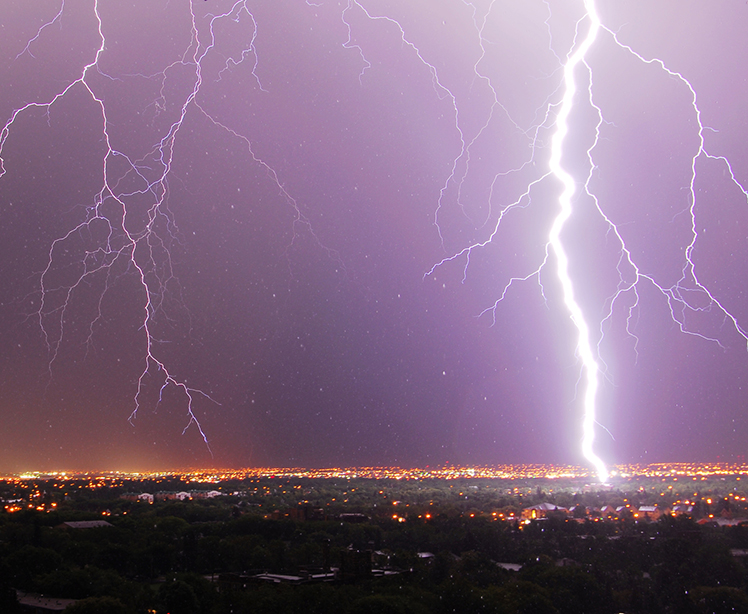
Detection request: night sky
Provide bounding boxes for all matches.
[1,1,747,473]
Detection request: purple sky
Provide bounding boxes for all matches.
[0,1,747,473]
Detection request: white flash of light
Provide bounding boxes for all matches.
[548,0,608,483]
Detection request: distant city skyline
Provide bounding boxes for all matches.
[1,1,747,474]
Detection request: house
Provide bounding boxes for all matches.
[637,505,666,521]
[155,491,192,501]
[16,590,76,612]
[56,520,113,530]
[497,562,523,571]
[521,503,568,520]
[251,573,306,585]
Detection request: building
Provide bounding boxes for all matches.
[16,590,76,612]
[521,503,568,520]
[56,520,113,530]
[637,505,668,521]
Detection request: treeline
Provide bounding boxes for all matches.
[1,482,748,612]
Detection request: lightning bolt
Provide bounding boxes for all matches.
[547,0,607,482]
[345,1,747,482]
[1,1,339,455]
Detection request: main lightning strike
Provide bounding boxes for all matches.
[342,2,611,479]
[346,1,748,481]
[546,1,608,482]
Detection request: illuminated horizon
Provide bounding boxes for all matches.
[6,461,748,482]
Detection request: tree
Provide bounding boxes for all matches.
[690,586,748,614]
[157,578,200,614]
[5,545,63,590]
[490,580,559,614]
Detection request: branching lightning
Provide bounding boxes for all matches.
[344,1,748,481]
[2,1,746,474]
[1,1,340,454]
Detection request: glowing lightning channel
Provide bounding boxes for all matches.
[547,1,608,483]
[330,1,748,481]
[417,2,748,481]
[343,2,612,479]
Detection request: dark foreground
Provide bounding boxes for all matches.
[2,473,748,613]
